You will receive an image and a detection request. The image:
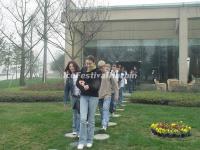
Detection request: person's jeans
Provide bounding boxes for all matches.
[79,96,99,145]
[119,87,124,105]
[109,93,116,113]
[98,99,103,121]
[98,97,111,127]
[71,96,80,134]
[128,79,134,93]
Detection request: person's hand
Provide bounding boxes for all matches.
[84,85,89,90]
[114,96,118,101]
[79,80,85,86]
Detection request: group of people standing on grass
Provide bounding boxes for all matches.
[63,55,136,149]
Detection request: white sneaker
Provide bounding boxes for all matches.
[101,126,107,131]
[77,144,84,149]
[72,131,77,135]
[86,143,93,148]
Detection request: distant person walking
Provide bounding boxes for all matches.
[110,64,119,115]
[118,66,126,105]
[128,69,134,93]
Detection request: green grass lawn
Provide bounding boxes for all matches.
[1,102,200,150]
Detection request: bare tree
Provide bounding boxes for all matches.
[0,38,21,80]
[34,0,61,83]
[44,0,109,63]
[0,36,6,62]
[0,0,41,86]
[32,0,108,82]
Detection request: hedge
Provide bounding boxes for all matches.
[23,82,64,91]
[0,91,64,102]
[127,91,200,107]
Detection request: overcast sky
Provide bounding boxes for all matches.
[108,0,200,5]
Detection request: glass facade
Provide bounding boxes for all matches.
[188,18,200,79]
[83,18,200,83]
[85,39,179,82]
[189,39,200,79]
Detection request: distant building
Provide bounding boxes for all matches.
[63,2,200,83]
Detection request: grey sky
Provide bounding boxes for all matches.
[108,0,200,5]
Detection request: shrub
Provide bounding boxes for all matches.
[169,83,200,93]
[128,91,200,107]
[23,82,64,91]
[188,84,200,93]
[0,91,64,102]
[136,84,156,91]
[171,85,187,92]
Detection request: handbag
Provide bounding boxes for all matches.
[73,99,80,114]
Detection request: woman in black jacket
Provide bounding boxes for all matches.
[76,55,102,149]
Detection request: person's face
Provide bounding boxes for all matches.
[112,65,116,71]
[105,66,110,72]
[69,63,75,73]
[85,60,94,68]
[99,66,106,73]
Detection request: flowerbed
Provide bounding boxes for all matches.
[150,122,192,138]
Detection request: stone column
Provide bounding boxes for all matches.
[179,8,188,83]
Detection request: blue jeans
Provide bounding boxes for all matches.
[109,93,116,113]
[99,97,111,127]
[119,87,124,105]
[127,79,134,93]
[79,96,99,145]
[71,96,80,134]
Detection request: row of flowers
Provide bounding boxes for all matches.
[150,121,192,138]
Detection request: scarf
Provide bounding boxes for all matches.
[87,64,96,72]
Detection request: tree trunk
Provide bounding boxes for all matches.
[16,61,18,79]
[72,32,75,59]
[30,50,33,79]
[30,20,33,79]
[42,0,48,83]
[20,28,26,86]
[6,65,9,80]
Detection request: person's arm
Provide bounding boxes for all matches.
[63,79,71,111]
[110,76,119,101]
[76,70,85,91]
[64,79,70,103]
[86,70,102,92]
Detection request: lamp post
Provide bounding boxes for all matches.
[187,57,190,82]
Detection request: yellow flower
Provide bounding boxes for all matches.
[171,123,176,126]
